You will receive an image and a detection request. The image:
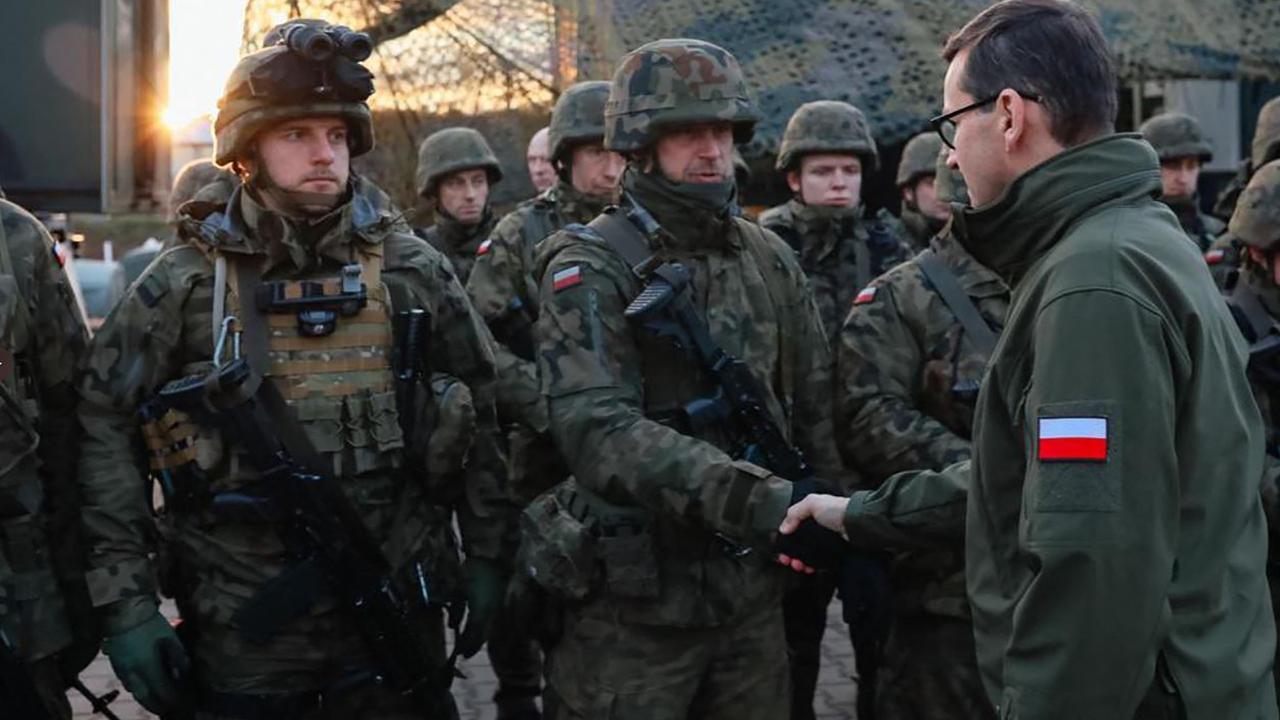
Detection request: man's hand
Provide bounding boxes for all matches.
[457,557,507,658]
[776,493,851,573]
[101,610,189,714]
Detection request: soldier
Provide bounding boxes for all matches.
[0,200,98,718]
[786,0,1277,716]
[1223,159,1280,697]
[77,23,511,718]
[169,159,240,219]
[527,38,847,719]
[1208,97,1280,285]
[837,147,1003,720]
[759,100,913,343]
[415,127,503,284]
[895,132,950,252]
[526,127,555,195]
[1138,112,1224,251]
[465,79,623,720]
[759,98,908,720]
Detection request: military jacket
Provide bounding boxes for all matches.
[758,199,913,341]
[898,206,940,253]
[1162,194,1225,253]
[77,178,509,642]
[841,135,1276,719]
[0,200,90,662]
[534,191,842,628]
[415,209,496,285]
[838,231,1008,620]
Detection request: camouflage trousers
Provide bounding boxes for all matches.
[783,570,838,720]
[875,614,993,720]
[546,601,789,720]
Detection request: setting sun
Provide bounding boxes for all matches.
[166,0,250,132]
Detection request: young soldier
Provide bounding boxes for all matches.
[415,127,503,284]
[895,131,951,252]
[1138,112,1224,251]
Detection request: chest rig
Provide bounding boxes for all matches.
[214,246,405,479]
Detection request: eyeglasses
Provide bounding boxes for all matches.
[930,90,1043,149]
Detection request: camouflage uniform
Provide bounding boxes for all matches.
[1138,112,1225,252]
[78,39,510,719]
[758,99,908,720]
[0,200,95,719]
[465,80,615,720]
[1209,98,1280,286]
[759,101,912,343]
[838,151,1003,720]
[1223,159,1280,698]
[895,132,945,252]
[528,39,844,720]
[414,127,504,285]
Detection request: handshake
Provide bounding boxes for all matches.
[773,479,853,573]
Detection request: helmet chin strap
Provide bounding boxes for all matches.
[247,160,345,218]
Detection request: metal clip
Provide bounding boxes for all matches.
[340,263,362,294]
[213,316,240,368]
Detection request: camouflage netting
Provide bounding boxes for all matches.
[242,0,1280,210]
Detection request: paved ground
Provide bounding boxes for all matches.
[72,600,859,719]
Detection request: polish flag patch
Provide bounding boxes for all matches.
[553,265,583,292]
[853,286,878,305]
[1204,248,1224,265]
[476,239,492,256]
[1038,417,1108,462]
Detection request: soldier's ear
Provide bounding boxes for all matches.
[786,169,802,195]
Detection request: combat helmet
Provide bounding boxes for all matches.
[1139,112,1212,162]
[933,144,968,207]
[777,100,878,172]
[1228,159,1280,252]
[416,128,503,198]
[548,81,611,166]
[896,131,943,188]
[604,38,760,152]
[1252,98,1280,170]
[213,21,376,167]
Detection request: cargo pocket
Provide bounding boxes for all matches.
[519,483,597,601]
[597,530,660,600]
[342,391,401,476]
[292,396,343,474]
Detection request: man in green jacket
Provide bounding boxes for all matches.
[781,1,1276,718]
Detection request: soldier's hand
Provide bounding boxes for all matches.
[101,610,189,714]
[457,557,507,658]
[779,493,850,537]
[773,481,849,572]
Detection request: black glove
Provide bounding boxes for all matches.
[773,478,848,570]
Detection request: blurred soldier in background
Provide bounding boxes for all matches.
[415,127,504,284]
[1139,112,1223,251]
[526,127,555,195]
[1209,97,1280,286]
[895,132,950,252]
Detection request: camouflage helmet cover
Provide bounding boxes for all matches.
[549,81,612,165]
[896,131,943,188]
[933,144,968,206]
[169,159,237,212]
[416,127,503,197]
[213,44,375,167]
[776,100,878,172]
[1229,159,1280,252]
[1139,112,1212,162]
[604,38,761,152]
[1252,97,1280,170]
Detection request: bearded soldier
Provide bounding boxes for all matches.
[465,80,624,720]
[77,22,510,719]
[525,38,848,719]
[415,127,503,284]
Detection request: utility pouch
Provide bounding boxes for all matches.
[519,482,596,601]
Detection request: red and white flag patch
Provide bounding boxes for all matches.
[476,239,492,256]
[1038,417,1108,461]
[553,265,583,292]
[1204,248,1224,265]
[854,286,877,305]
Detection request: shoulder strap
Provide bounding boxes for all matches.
[586,209,658,277]
[1227,280,1277,348]
[521,203,558,249]
[916,248,999,358]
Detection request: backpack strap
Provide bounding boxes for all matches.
[915,248,999,358]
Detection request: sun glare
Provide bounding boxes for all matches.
[167,0,250,132]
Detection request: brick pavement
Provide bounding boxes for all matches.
[72,599,859,719]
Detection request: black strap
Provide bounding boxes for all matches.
[586,209,657,278]
[521,203,558,249]
[1228,280,1276,347]
[915,248,999,358]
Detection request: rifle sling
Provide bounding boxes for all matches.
[916,248,999,358]
[1228,280,1278,353]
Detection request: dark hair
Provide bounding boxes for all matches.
[943,0,1116,147]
